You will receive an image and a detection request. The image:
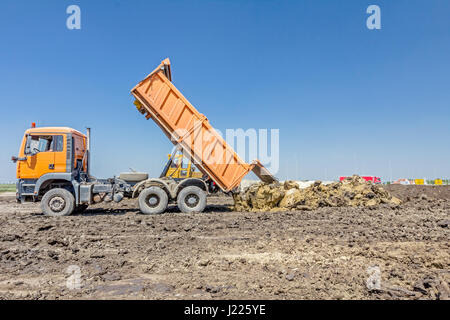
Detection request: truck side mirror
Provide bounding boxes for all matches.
[11,156,27,163]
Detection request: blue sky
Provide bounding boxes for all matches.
[1,0,449,182]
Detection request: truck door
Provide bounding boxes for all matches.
[19,135,57,179]
[53,135,66,172]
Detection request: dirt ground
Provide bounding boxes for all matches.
[0,185,448,300]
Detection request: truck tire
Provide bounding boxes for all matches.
[119,172,148,182]
[177,186,207,213]
[138,186,168,215]
[41,188,75,216]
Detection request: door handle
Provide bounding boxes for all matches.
[49,164,55,170]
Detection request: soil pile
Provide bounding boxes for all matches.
[234,175,402,212]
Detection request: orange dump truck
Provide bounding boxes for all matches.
[12,58,276,216]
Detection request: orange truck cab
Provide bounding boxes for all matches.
[16,126,87,181]
[13,125,132,216]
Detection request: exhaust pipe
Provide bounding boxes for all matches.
[86,127,91,178]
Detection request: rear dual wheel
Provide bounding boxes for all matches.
[138,185,207,215]
[177,186,206,213]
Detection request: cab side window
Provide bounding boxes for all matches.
[25,135,53,154]
[171,157,180,168]
[54,135,64,152]
[181,157,189,169]
[25,135,63,154]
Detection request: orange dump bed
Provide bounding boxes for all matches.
[131,58,276,192]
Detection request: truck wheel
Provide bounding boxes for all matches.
[138,186,168,215]
[177,186,207,213]
[41,188,75,216]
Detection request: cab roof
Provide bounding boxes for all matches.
[25,127,85,136]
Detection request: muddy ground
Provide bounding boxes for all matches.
[0,185,448,300]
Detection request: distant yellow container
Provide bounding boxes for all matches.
[415,179,425,185]
[435,179,443,185]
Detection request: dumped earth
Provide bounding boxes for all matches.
[234,175,402,212]
[0,184,448,300]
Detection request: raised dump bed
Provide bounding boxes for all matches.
[131,58,276,192]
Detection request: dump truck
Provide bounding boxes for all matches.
[12,58,276,216]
